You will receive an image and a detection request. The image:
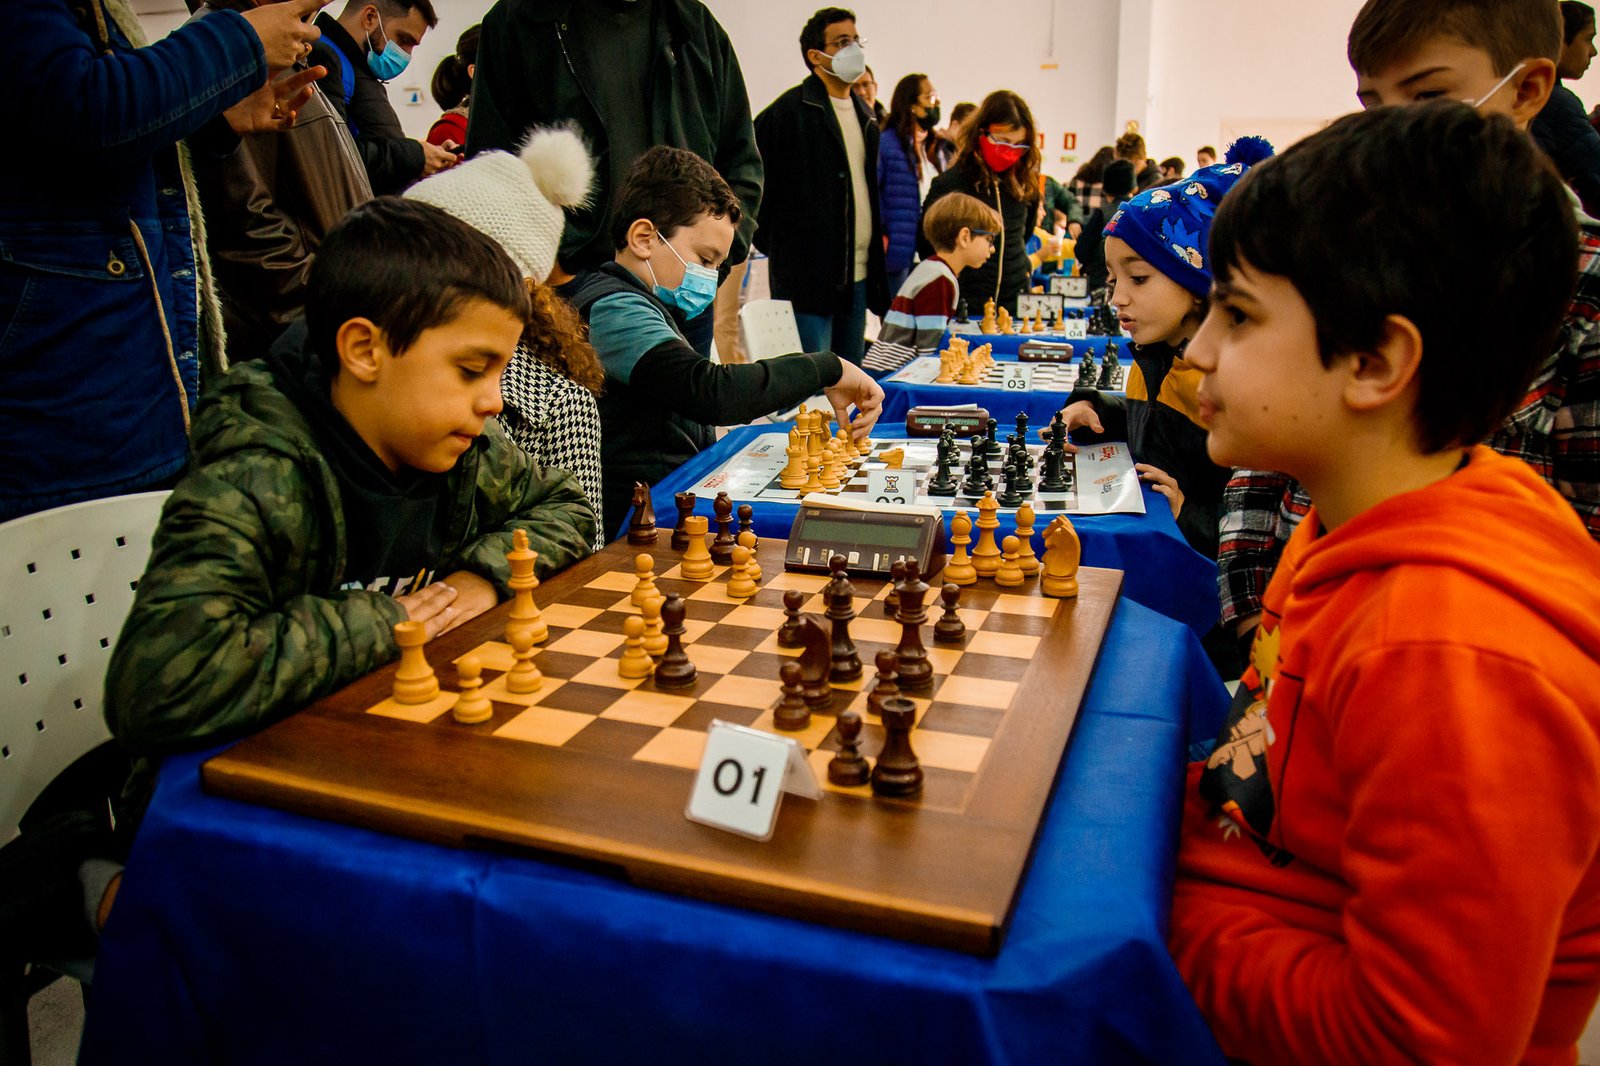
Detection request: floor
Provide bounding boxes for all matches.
[26,976,83,1066]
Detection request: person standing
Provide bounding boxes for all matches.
[466,0,763,357]
[309,0,458,194]
[426,23,478,149]
[878,72,944,294]
[1533,1,1600,217]
[918,89,1041,318]
[754,6,887,363]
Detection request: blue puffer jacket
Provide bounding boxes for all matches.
[1,0,264,521]
[877,128,926,274]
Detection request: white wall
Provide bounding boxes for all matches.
[132,0,1377,179]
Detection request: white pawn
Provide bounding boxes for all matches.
[641,594,668,658]
[818,440,842,490]
[506,625,543,694]
[727,544,758,598]
[451,656,493,724]
[995,535,1026,588]
[618,616,654,679]
[632,552,658,607]
[736,530,762,583]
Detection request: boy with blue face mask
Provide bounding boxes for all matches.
[570,146,885,535]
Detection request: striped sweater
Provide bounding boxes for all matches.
[862,256,958,375]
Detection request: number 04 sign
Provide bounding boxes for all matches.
[686,721,823,840]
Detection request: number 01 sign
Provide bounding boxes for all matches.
[686,721,822,840]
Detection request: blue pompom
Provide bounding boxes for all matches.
[1224,135,1276,167]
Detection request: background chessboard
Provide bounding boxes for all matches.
[890,356,1127,392]
[202,538,1122,954]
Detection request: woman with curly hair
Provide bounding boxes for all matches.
[407,126,609,546]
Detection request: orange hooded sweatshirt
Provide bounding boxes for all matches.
[1170,448,1600,1065]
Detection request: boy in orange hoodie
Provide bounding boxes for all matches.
[1170,101,1600,1065]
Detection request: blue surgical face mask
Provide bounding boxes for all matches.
[646,226,719,318]
[366,13,411,81]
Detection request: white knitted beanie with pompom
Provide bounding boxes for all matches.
[405,125,594,282]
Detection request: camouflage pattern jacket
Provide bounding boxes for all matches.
[104,356,597,822]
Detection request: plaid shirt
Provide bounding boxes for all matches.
[1217,214,1600,626]
[1069,178,1103,216]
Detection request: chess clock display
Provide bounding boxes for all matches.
[785,507,946,579]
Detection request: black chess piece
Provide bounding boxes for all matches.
[1097,354,1116,389]
[1011,442,1035,494]
[867,649,900,717]
[627,482,658,545]
[962,435,992,497]
[926,432,957,496]
[736,503,756,543]
[654,593,697,687]
[711,492,736,564]
[984,417,1003,460]
[778,588,806,648]
[1015,411,1029,444]
[955,298,970,324]
[795,616,835,709]
[825,555,862,683]
[883,559,906,618]
[893,562,933,690]
[774,660,810,731]
[871,696,923,798]
[997,459,1024,507]
[671,491,696,551]
[934,583,967,644]
[1040,442,1071,493]
[827,709,872,786]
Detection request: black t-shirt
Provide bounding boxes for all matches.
[267,322,451,597]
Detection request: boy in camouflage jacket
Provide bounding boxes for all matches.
[105,199,598,833]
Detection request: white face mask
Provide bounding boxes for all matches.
[825,41,867,84]
[1465,61,1527,109]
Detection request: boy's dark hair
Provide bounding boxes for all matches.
[1160,155,1186,174]
[799,7,855,69]
[948,101,977,128]
[922,192,1001,252]
[1348,0,1561,76]
[1102,159,1137,199]
[1563,1,1596,40]
[1196,145,1217,159]
[1209,101,1577,452]
[344,0,439,30]
[609,146,742,249]
[307,197,529,374]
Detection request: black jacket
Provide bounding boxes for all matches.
[1532,81,1600,220]
[920,161,1035,316]
[753,73,888,317]
[570,263,842,533]
[309,13,424,195]
[1069,341,1230,558]
[467,0,763,274]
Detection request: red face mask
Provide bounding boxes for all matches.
[979,133,1028,173]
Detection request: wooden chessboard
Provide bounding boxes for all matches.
[201,538,1121,954]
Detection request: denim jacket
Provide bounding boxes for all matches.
[1,0,263,520]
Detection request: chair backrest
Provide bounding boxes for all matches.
[0,492,169,841]
[738,299,804,362]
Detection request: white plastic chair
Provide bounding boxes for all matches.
[0,491,169,842]
[738,299,804,362]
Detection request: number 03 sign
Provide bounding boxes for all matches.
[686,721,823,840]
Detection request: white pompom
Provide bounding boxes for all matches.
[518,126,595,210]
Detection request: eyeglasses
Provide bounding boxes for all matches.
[825,35,866,50]
[970,230,997,243]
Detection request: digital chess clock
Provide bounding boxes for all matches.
[904,405,991,438]
[785,503,947,579]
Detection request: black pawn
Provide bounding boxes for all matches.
[962,435,991,497]
[826,555,861,683]
[883,559,906,618]
[867,649,899,717]
[1014,411,1029,443]
[984,417,1003,460]
[871,696,923,798]
[736,503,756,543]
[671,491,696,551]
[827,709,872,786]
[934,583,967,644]
[997,460,1024,507]
[711,492,736,564]
[926,434,957,496]
[774,660,809,731]
[654,593,697,687]
[778,588,806,648]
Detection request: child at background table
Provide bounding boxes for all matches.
[863,192,998,373]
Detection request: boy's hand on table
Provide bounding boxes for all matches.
[433,571,498,634]
[1136,463,1184,519]
[1046,400,1102,453]
[827,361,885,439]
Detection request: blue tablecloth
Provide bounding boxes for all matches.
[942,328,1122,360]
[652,424,1219,637]
[877,332,1125,424]
[80,600,1230,1066]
